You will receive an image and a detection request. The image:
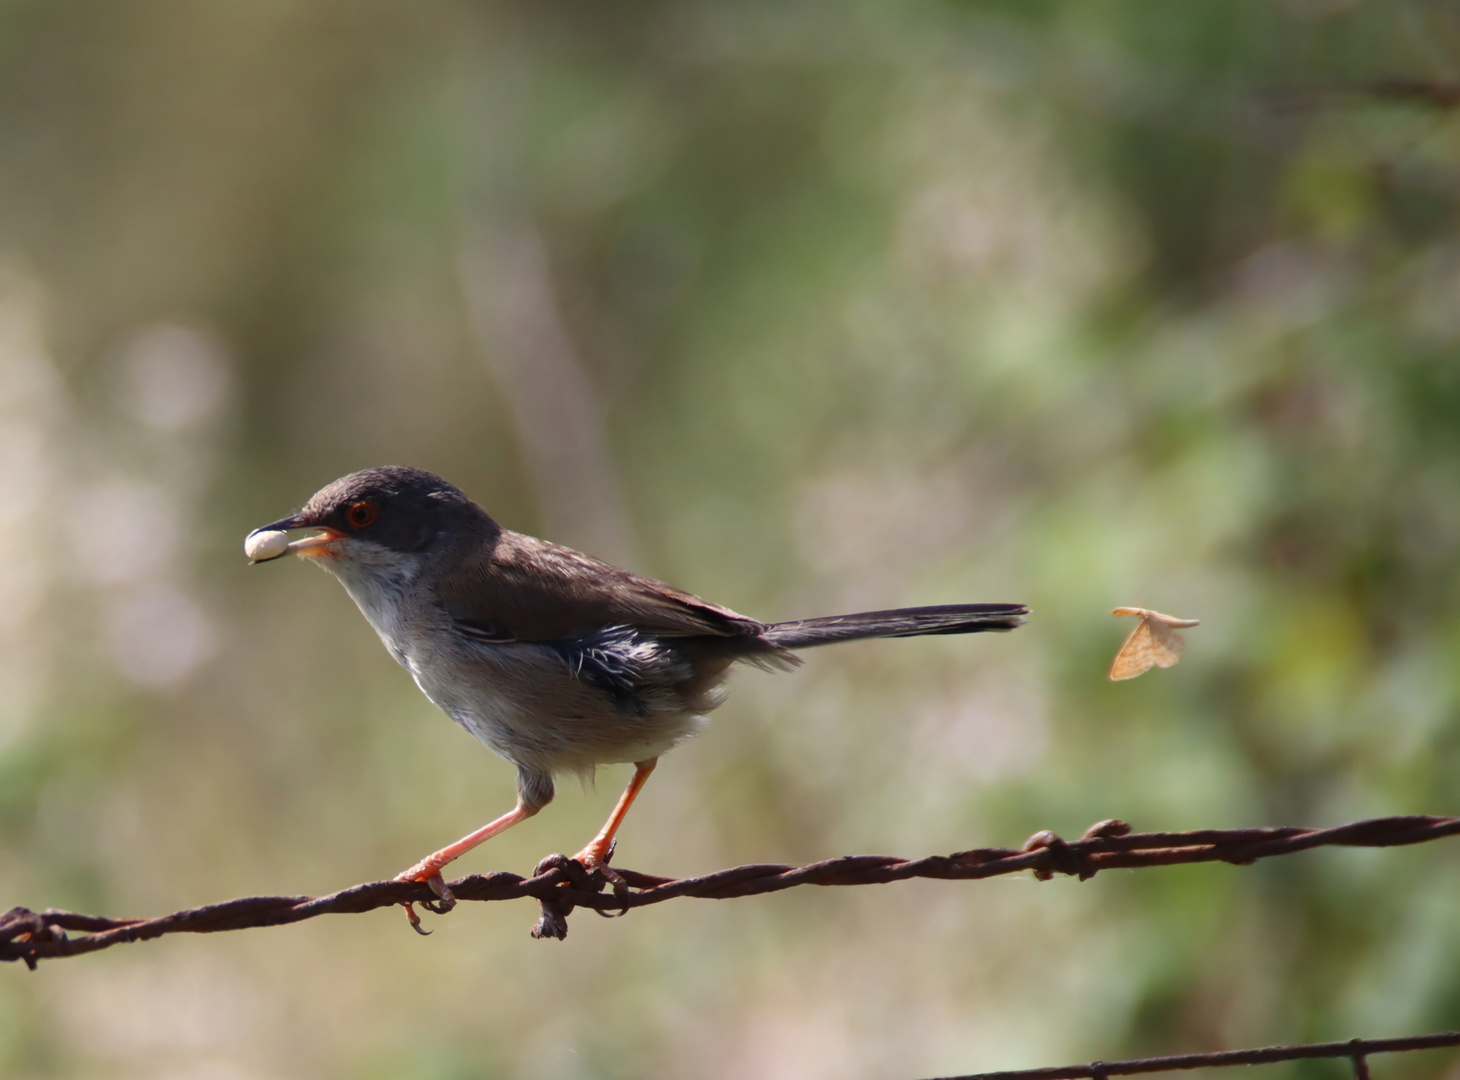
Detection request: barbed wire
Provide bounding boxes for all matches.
[3,813,1458,967]
[931,1030,1460,1080]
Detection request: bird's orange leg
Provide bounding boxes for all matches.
[573,758,657,878]
[394,801,538,933]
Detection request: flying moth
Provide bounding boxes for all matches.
[1108,607,1200,681]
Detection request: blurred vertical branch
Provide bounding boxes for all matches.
[460,218,637,564]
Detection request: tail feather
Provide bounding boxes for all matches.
[761,603,1028,650]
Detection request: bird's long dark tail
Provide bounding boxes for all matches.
[761,603,1028,650]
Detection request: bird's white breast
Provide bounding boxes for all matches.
[323,553,537,761]
[329,559,420,672]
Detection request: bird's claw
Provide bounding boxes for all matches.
[396,869,457,933]
[572,839,631,907]
[596,863,628,898]
[420,872,457,914]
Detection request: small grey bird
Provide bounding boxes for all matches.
[250,466,1027,926]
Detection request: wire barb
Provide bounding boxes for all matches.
[3,813,1459,966]
[1351,1048,1373,1080]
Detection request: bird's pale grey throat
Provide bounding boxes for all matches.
[249,465,1029,929]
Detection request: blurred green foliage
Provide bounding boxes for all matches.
[2,1,1460,1077]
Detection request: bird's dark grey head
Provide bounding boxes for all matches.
[251,468,499,657]
[285,466,493,555]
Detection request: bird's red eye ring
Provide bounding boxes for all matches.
[347,500,378,529]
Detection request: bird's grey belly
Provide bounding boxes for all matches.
[409,642,705,776]
[331,567,708,774]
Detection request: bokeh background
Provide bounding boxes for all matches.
[3,2,1460,1077]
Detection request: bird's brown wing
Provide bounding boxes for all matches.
[438,529,764,643]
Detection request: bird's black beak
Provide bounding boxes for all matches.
[246,514,344,564]
[257,514,310,533]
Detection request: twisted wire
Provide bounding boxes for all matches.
[4,813,1457,965]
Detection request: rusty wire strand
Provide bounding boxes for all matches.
[930,1031,1460,1080]
[3,813,1458,967]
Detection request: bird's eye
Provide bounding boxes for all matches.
[347,500,378,529]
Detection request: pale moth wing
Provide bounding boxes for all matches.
[1109,607,1199,681]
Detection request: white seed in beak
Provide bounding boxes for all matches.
[245,529,291,563]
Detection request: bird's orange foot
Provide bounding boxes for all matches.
[571,839,627,895]
[394,862,457,934]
